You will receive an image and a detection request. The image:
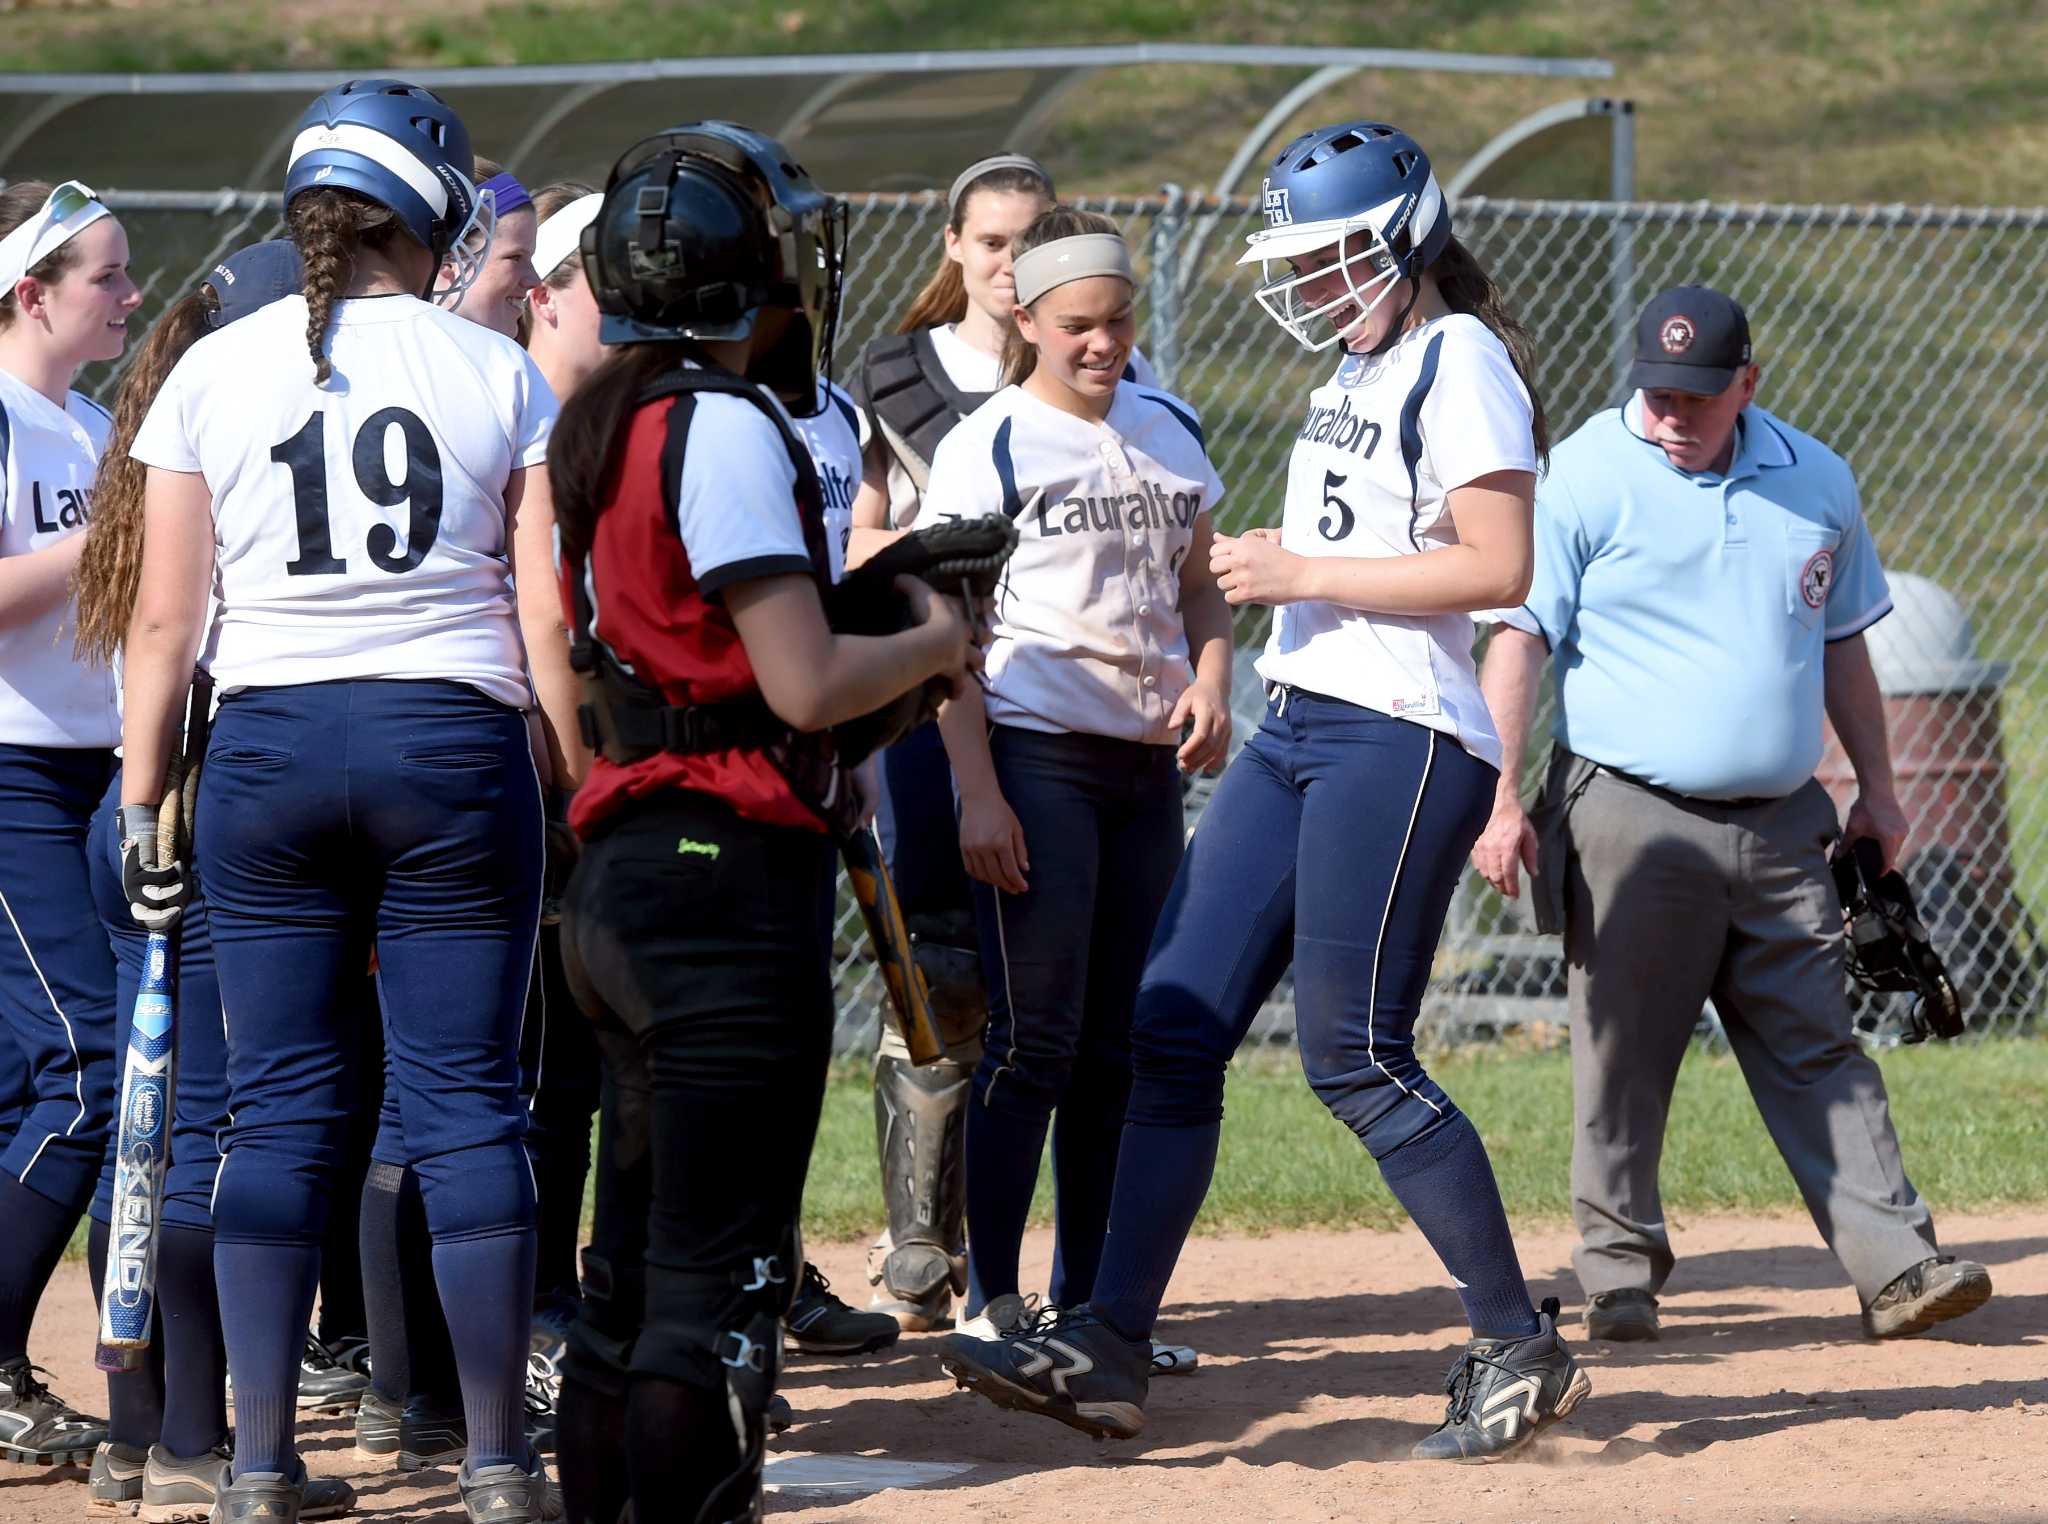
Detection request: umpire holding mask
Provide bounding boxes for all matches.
[1475,286,1992,1343]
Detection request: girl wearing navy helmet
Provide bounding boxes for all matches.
[0,175,139,1472]
[547,122,973,1524]
[70,240,358,1521]
[941,122,1592,1459]
[119,79,569,1521]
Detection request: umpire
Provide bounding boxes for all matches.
[1475,285,1992,1342]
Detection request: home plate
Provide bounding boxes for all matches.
[764,1454,975,1497]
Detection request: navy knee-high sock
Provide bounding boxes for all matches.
[215,1239,320,1475]
[400,1170,462,1407]
[432,1227,538,1470]
[156,1221,228,1458]
[1376,1112,1539,1340]
[963,1100,1049,1314]
[359,1163,411,1403]
[1086,1121,1220,1341]
[88,1216,165,1447]
[0,1171,78,1362]
[1046,1060,1132,1309]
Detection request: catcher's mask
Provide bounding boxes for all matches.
[584,120,847,418]
[1832,836,1965,1043]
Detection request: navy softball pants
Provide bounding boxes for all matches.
[197,679,543,1473]
[964,725,1182,1312]
[1087,690,1540,1341]
[0,743,118,1209]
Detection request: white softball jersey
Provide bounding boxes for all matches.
[870,324,1162,529]
[131,294,558,710]
[1255,312,1538,770]
[924,380,1224,745]
[793,378,862,583]
[0,367,118,747]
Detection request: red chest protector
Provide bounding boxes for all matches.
[560,366,859,840]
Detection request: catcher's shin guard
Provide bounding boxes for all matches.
[869,1050,970,1330]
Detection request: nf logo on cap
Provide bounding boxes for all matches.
[1660,315,1695,354]
[1263,182,1292,228]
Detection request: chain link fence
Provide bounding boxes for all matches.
[78,190,2048,1051]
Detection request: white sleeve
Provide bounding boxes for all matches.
[512,352,558,470]
[129,357,203,474]
[1422,334,1540,492]
[922,420,1008,523]
[678,395,813,600]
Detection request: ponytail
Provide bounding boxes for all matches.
[549,342,696,561]
[72,290,217,665]
[997,205,1124,388]
[893,163,1054,335]
[1430,236,1550,466]
[286,188,411,386]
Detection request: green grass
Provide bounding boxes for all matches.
[4,1,2045,204]
[798,1037,2048,1239]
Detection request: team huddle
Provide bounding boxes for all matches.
[0,73,1990,1524]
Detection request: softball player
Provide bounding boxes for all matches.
[848,152,1162,1332]
[547,122,971,1524]
[70,239,356,1520]
[942,123,1591,1459]
[922,208,1232,1349]
[119,79,563,1521]
[0,175,136,1470]
[441,156,542,341]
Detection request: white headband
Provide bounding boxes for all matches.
[1011,232,1133,308]
[532,192,602,282]
[0,181,112,298]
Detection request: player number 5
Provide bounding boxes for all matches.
[1318,470,1354,542]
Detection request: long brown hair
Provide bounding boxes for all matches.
[287,188,411,385]
[894,163,1053,334]
[549,342,694,561]
[0,181,87,333]
[1430,236,1551,466]
[71,288,218,665]
[998,206,1126,388]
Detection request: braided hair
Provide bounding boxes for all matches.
[286,188,409,385]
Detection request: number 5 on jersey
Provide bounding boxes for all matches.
[272,407,444,575]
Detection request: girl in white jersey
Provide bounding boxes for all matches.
[926,207,1232,1353]
[0,176,137,1471]
[845,154,1166,1333]
[940,123,1594,1461]
[119,79,563,1523]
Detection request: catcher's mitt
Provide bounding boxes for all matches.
[826,514,1019,762]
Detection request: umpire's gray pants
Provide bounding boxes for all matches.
[1561,770,1938,1304]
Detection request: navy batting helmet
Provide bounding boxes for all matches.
[1240,122,1451,353]
[284,80,491,300]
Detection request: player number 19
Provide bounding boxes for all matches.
[272,407,446,576]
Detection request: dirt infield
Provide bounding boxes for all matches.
[4,1211,2044,1522]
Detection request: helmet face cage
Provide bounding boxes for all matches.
[777,191,849,409]
[1250,218,1406,353]
[434,180,498,308]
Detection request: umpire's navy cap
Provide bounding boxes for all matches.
[205,239,304,329]
[1628,285,1752,395]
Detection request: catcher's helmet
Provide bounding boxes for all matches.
[284,79,494,304]
[1239,122,1451,353]
[585,121,847,416]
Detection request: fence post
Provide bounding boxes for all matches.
[1609,100,1637,399]
[1149,182,1186,392]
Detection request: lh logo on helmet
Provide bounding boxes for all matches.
[1262,181,1292,228]
[1660,315,1695,354]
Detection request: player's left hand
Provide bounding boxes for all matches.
[1210,530,1307,606]
[1844,791,1909,873]
[117,804,190,932]
[1172,680,1232,775]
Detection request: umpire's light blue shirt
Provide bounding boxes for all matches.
[1499,396,1890,800]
